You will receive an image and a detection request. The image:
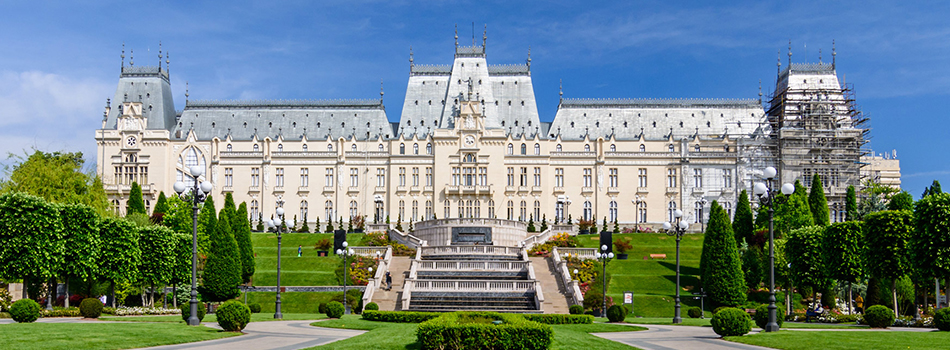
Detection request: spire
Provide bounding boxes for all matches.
[471,22,475,46]
[758,80,763,104]
[166,51,170,76]
[526,46,531,71]
[454,24,458,48]
[130,49,134,66]
[380,79,384,103]
[559,79,563,103]
[185,81,190,102]
[818,48,822,63]
[158,41,163,71]
[776,49,782,76]
[787,40,792,66]
[121,43,125,68]
[482,24,487,48]
[409,45,414,68]
[832,39,837,69]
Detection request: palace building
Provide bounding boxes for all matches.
[94,35,897,229]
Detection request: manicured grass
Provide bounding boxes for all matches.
[726,330,950,350]
[624,318,867,329]
[244,291,342,314]
[307,315,646,349]
[0,322,237,350]
[251,232,364,286]
[102,312,327,323]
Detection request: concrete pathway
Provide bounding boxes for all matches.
[595,324,774,350]
[142,320,365,350]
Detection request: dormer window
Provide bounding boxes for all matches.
[639,144,646,152]
[328,144,333,152]
[253,144,259,151]
[302,144,308,151]
[584,144,591,152]
[227,144,232,151]
[556,144,562,152]
[277,144,283,152]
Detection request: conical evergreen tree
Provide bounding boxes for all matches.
[199,209,241,302]
[846,185,858,221]
[527,215,536,232]
[540,214,548,232]
[732,190,754,246]
[234,202,255,284]
[127,182,146,215]
[196,196,216,254]
[300,214,310,233]
[699,201,747,307]
[223,193,237,223]
[154,191,169,214]
[809,174,830,226]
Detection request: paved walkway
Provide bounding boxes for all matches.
[595,324,774,350]
[142,320,365,350]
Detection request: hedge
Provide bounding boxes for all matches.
[417,312,552,350]
[40,307,81,317]
[361,310,442,323]
[522,314,593,324]
[568,305,584,315]
[363,302,379,311]
[687,307,702,319]
[248,303,262,313]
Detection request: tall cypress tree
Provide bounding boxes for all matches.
[223,193,237,223]
[700,201,746,307]
[846,185,858,221]
[154,192,169,214]
[732,190,754,246]
[809,174,830,226]
[127,182,146,215]
[196,196,216,255]
[199,209,241,302]
[234,202,255,285]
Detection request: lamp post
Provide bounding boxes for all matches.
[698,198,708,234]
[266,204,289,320]
[632,195,645,231]
[596,245,614,317]
[753,166,794,332]
[663,209,689,324]
[374,194,384,224]
[173,166,214,326]
[336,242,354,314]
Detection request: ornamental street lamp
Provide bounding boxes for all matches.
[173,166,214,326]
[632,195,645,231]
[374,194,384,224]
[663,209,689,324]
[336,242,354,314]
[697,198,708,234]
[753,166,794,332]
[596,245,614,317]
[266,204,291,320]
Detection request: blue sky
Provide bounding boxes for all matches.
[0,0,947,196]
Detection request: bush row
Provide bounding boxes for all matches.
[522,314,593,324]
[417,312,552,350]
[361,310,442,323]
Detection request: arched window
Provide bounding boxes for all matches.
[583,201,592,221]
[639,144,646,152]
[695,201,704,223]
[668,201,677,222]
[534,200,540,221]
[412,200,419,221]
[300,201,308,220]
[520,143,527,155]
[413,143,419,155]
[457,200,464,218]
[325,200,334,221]
[350,200,358,218]
[253,144,259,151]
[637,201,646,223]
[520,200,527,221]
[226,144,232,151]
[507,143,513,155]
[277,144,283,152]
[694,145,700,152]
[534,143,540,155]
[250,200,259,221]
[444,200,451,219]
[609,144,616,152]
[556,144,562,152]
[474,200,481,218]
[488,200,495,219]
[505,201,514,220]
[399,143,405,154]
[399,200,405,220]
[464,153,475,162]
[584,144,591,152]
[177,147,206,187]
[378,144,384,151]
[426,143,432,155]
[425,200,433,220]
[668,144,675,152]
[609,201,618,223]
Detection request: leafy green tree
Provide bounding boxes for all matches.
[98,217,140,307]
[326,217,335,233]
[864,210,913,317]
[127,182,146,216]
[733,190,754,246]
[58,203,101,306]
[808,174,830,226]
[740,242,763,290]
[910,193,950,305]
[822,221,864,313]
[200,209,241,302]
[846,185,858,221]
[700,201,746,307]
[888,191,914,211]
[779,191,814,237]
[785,226,827,299]
[234,202,255,285]
[196,196,216,254]
[0,150,110,216]
[0,193,66,300]
[858,179,899,219]
[137,225,176,307]
[922,180,943,199]
[168,231,192,307]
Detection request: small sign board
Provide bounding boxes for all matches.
[624,291,633,304]
[939,295,947,305]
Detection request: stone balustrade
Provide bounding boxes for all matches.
[416,260,529,271]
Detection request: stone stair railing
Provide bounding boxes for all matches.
[416,260,529,271]
[388,227,427,248]
[348,245,393,308]
[551,246,586,306]
[556,247,597,259]
[421,245,521,257]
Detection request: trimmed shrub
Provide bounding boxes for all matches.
[41,307,82,317]
[248,303,262,313]
[361,310,441,323]
[864,305,895,328]
[417,312,552,350]
[326,301,344,319]
[711,308,752,337]
[713,306,729,315]
[318,303,327,314]
[217,300,251,332]
[364,302,379,311]
[753,304,784,329]
[180,302,207,322]
[606,305,625,322]
[569,305,584,315]
[10,299,41,323]
[935,308,950,331]
[524,314,593,324]
[621,304,631,317]
[687,307,703,319]
[79,298,103,318]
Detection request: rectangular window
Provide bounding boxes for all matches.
[638,168,647,187]
[452,167,460,186]
[583,168,592,187]
[325,168,334,187]
[555,168,564,187]
[276,168,284,187]
[520,167,528,186]
[667,169,676,188]
[507,167,514,186]
[377,168,385,187]
[723,169,732,188]
[399,167,406,186]
[225,168,233,187]
[251,167,260,187]
[478,167,487,186]
[609,168,618,187]
[300,168,309,187]
[693,168,703,188]
[350,168,359,187]
[426,167,433,186]
[412,167,419,186]
[533,167,541,187]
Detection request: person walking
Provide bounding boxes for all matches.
[385,271,392,291]
[297,245,302,257]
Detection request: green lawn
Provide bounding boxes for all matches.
[102,312,327,323]
[251,232,365,286]
[0,322,237,350]
[625,317,868,329]
[307,315,645,349]
[726,330,950,350]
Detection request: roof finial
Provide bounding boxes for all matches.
[158,41,163,71]
[758,80,763,103]
[166,51,170,76]
[818,48,822,63]
[559,79,563,102]
[526,46,531,71]
[454,24,458,48]
[472,22,475,46]
[832,39,837,69]
[121,43,125,68]
[130,49,134,66]
[409,46,414,68]
[777,49,782,76]
[380,79,384,103]
[787,40,792,66]
[483,24,487,48]
[185,81,190,102]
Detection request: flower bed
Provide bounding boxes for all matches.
[337,255,379,286]
[113,307,182,316]
[528,233,578,257]
[360,232,416,256]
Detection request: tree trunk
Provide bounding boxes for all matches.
[64,277,70,308]
[22,277,28,299]
[172,283,177,308]
[847,281,853,315]
[110,281,116,308]
[893,279,899,318]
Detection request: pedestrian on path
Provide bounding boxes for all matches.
[298,245,302,257]
[385,272,392,291]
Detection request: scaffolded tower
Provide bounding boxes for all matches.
[767,51,869,219]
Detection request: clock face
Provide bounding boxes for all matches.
[126,136,137,147]
[464,135,475,146]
